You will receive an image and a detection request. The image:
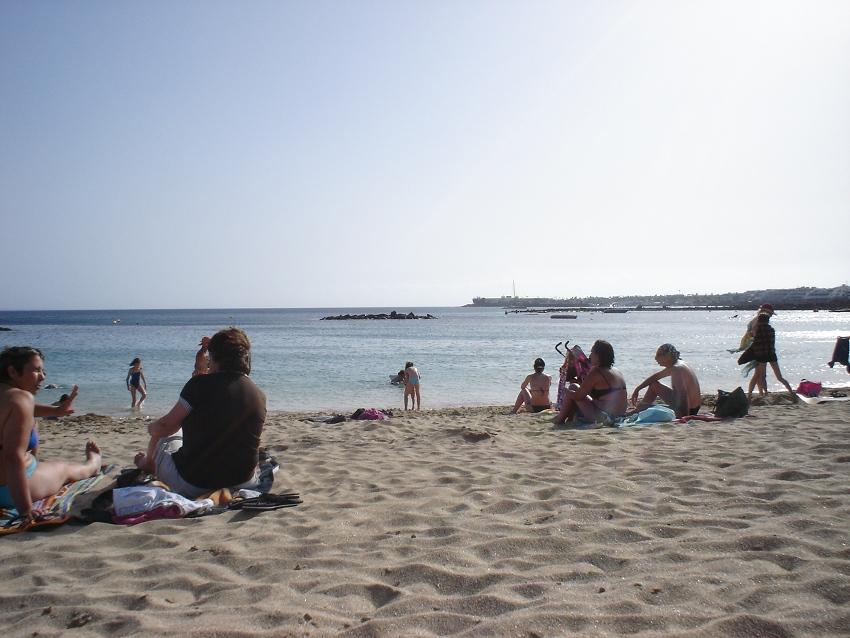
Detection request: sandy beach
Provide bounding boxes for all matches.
[2,398,849,637]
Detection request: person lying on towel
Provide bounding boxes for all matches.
[134,327,266,498]
[0,347,101,527]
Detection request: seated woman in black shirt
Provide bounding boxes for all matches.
[134,328,266,498]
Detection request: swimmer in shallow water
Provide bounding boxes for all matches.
[126,357,147,407]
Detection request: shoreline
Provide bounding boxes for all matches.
[47,388,839,422]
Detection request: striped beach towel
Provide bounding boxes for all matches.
[0,465,115,536]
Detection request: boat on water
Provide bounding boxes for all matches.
[551,314,577,319]
[602,308,628,314]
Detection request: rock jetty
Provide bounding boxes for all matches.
[321,311,437,321]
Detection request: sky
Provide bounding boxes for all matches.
[2,1,848,309]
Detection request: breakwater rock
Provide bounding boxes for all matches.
[321,311,437,321]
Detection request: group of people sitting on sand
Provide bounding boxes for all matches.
[0,327,266,525]
[510,302,807,424]
[510,340,704,425]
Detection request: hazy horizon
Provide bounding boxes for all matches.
[1,282,847,313]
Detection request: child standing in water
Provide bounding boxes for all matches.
[403,361,421,410]
[126,357,147,408]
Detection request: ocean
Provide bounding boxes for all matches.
[0,307,847,416]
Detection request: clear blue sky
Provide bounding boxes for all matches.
[2,1,848,309]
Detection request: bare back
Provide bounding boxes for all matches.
[670,362,701,410]
[525,372,552,406]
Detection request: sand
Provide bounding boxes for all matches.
[1,398,849,637]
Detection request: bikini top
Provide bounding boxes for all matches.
[0,428,38,452]
[589,369,626,399]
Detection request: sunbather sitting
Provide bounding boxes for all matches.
[511,358,552,413]
[630,344,702,417]
[552,340,627,425]
[0,346,101,527]
[134,327,266,498]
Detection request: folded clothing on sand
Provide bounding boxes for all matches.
[351,408,391,420]
[112,486,214,518]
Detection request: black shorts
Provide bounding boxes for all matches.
[530,404,551,413]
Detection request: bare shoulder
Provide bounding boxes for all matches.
[586,367,604,384]
[3,387,34,409]
[0,387,33,425]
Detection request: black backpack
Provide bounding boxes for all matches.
[714,387,749,418]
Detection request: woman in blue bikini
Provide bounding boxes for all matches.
[0,346,101,527]
[126,357,148,408]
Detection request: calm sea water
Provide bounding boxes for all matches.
[0,307,847,416]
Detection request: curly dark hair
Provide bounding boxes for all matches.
[209,327,252,375]
[590,340,615,368]
[0,346,44,382]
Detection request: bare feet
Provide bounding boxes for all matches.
[134,452,154,473]
[83,440,102,475]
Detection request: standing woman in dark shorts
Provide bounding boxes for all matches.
[746,313,798,402]
[126,357,147,408]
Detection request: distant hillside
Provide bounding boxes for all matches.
[468,285,850,310]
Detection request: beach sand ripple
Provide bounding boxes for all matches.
[1,403,849,636]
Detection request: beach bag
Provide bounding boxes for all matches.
[795,379,822,398]
[714,387,749,418]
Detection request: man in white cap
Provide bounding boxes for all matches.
[193,336,210,377]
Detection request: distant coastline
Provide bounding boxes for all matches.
[466,285,850,311]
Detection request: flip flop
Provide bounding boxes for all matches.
[228,493,302,511]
